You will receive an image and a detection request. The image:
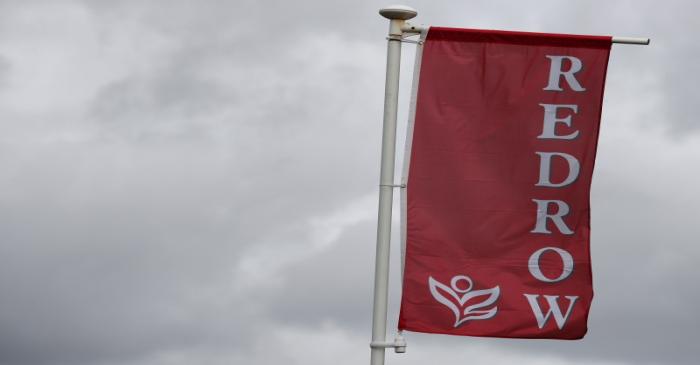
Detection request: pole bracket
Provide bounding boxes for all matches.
[379,183,406,188]
[385,36,423,45]
[369,332,407,353]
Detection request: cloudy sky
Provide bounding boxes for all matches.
[0,0,698,364]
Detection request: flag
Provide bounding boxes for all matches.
[398,27,612,339]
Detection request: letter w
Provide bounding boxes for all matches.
[523,294,578,330]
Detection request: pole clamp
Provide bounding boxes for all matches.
[385,36,423,45]
[369,332,407,353]
[379,183,406,188]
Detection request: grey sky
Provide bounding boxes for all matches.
[0,1,698,364]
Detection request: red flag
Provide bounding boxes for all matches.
[398,27,611,339]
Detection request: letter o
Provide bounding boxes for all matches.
[528,247,574,283]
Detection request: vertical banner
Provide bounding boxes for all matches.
[399,28,611,339]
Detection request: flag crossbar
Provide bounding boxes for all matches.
[401,23,651,45]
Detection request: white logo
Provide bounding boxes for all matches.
[428,275,500,327]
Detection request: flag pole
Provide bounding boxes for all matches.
[370,4,417,365]
[368,7,649,362]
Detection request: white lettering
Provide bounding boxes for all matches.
[538,104,579,140]
[524,294,579,330]
[544,55,586,92]
[528,247,574,282]
[531,199,574,235]
[536,152,580,187]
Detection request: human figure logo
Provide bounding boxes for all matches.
[428,275,500,327]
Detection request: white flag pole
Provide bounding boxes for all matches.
[369,5,416,365]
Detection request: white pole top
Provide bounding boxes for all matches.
[379,5,417,20]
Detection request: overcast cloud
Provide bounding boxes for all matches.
[0,1,698,364]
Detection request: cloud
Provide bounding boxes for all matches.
[0,1,698,365]
[0,1,386,363]
[0,55,9,87]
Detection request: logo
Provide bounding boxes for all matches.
[428,275,500,327]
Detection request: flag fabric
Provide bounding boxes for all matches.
[398,27,612,339]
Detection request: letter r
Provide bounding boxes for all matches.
[531,199,574,235]
[544,55,586,92]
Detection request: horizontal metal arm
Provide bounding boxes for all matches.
[379,183,406,188]
[611,36,650,45]
[401,22,424,34]
[401,23,650,45]
[386,36,423,45]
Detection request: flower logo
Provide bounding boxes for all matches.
[428,275,500,327]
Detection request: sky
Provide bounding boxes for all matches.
[0,0,698,364]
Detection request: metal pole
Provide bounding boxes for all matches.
[370,5,417,365]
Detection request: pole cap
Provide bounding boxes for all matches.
[379,5,417,20]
